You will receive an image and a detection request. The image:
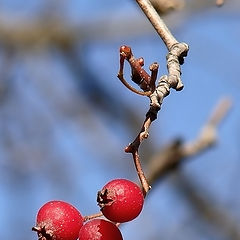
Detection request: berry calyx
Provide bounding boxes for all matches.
[97,179,144,223]
[79,219,123,240]
[32,200,83,240]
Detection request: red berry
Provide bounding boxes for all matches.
[32,200,83,240]
[97,179,144,223]
[79,219,123,240]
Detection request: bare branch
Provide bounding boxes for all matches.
[117,0,189,196]
[173,172,240,240]
[182,97,232,157]
[146,97,232,186]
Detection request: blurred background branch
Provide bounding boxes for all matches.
[146,97,232,185]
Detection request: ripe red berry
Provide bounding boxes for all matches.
[32,200,83,240]
[79,219,123,240]
[97,179,144,223]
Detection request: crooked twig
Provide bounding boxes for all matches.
[118,43,188,195]
[117,0,188,196]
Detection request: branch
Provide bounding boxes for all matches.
[146,97,232,186]
[182,97,232,157]
[0,16,152,49]
[118,0,189,196]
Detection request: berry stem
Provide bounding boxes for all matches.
[132,151,151,196]
[125,116,152,196]
[84,212,103,222]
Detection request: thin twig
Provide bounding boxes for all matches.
[118,0,188,196]
[118,72,151,96]
[83,212,103,222]
[132,151,151,196]
[125,117,152,153]
[136,0,178,50]
[125,117,153,196]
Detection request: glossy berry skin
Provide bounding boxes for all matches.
[33,200,83,240]
[79,219,123,240]
[97,179,144,223]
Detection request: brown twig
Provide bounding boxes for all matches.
[132,151,151,196]
[125,117,153,196]
[118,43,188,194]
[118,45,153,96]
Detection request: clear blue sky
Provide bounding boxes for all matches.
[0,1,239,240]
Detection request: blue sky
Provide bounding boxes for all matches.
[0,1,239,240]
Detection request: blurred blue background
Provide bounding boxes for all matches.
[0,0,239,239]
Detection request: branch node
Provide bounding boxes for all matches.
[166,42,189,90]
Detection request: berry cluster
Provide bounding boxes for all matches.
[33,179,144,240]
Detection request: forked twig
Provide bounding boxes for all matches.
[117,0,189,196]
